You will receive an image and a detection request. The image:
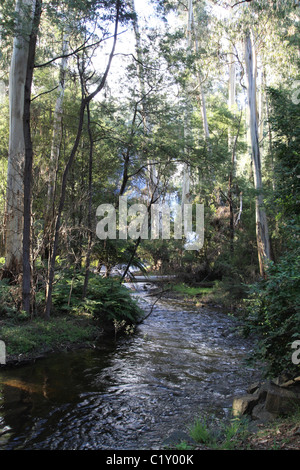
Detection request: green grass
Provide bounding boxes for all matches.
[172,414,252,450]
[171,283,213,297]
[0,316,99,358]
[174,409,300,450]
[189,416,215,445]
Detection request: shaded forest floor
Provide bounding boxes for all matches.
[189,414,300,451]
[240,418,300,450]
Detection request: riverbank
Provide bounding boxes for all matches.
[0,314,102,367]
[142,281,300,451]
[164,408,300,450]
[0,270,143,367]
[0,276,234,368]
[1,279,299,451]
[148,279,244,312]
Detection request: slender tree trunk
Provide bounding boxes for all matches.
[228,114,242,254]
[264,71,276,192]
[228,44,236,152]
[245,31,271,277]
[44,34,68,260]
[182,0,193,206]
[5,0,35,277]
[22,0,42,314]
[130,0,158,201]
[228,45,236,253]
[44,0,121,319]
[82,102,93,299]
[192,13,210,143]
[184,0,211,205]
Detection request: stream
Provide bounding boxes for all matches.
[0,283,260,450]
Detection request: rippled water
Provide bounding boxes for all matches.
[0,286,260,450]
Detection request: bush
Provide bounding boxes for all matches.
[51,270,143,330]
[243,248,300,377]
[0,278,20,317]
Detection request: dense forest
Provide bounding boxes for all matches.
[0,0,299,379]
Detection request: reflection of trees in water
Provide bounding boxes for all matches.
[0,365,54,445]
[0,384,34,447]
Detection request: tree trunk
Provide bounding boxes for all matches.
[44,0,121,319]
[82,102,93,299]
[182,0,193,206]
[22,0,42,314]
[185,0,211,204]
[228,45,236,253]
[44,34,69,260]
[130,0,159,201]
[5,0,35,277]
[245,31,271,277]
[192,14,210,143]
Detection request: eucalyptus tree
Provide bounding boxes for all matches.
[43,31,69,261]
[23,0,42,314]
[240,0,299,275]
[44,0,132,319]
[244,26,271,277]
[2,0,134,316]
[5,0,36,278]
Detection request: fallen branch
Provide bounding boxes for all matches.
[137,288,170,324]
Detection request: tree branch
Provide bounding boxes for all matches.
[35,30,126,69]
[31,85,58,101]
[232,0,253,7]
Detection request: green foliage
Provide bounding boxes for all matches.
[171,283,212,297]
[188,413,250,450]
[243,83,300,377]
[243,244,300,377]
[1,317,98,356]
[50,270,143,328]
[267,86,300,222]
[189,416,214,445]
[0,278,19,317]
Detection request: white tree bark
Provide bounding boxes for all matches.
[130,0,159,201]
[192,17,210,143]
[245,31,271,276]
[183,0,211,206]
[181,0,193,206]
[5,0,35,274]
[228,44,236,154]
[45,34,69,221]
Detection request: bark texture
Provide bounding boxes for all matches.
[5,0,35,276]
[22,0,42,314]
[245,31,270,276]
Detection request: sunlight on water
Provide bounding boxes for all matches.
[0,284,260,450]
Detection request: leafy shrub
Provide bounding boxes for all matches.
[51,270,143,329]
[243,247,300,377]
[0,278,19,317]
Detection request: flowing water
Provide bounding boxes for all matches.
[0,284,260,450]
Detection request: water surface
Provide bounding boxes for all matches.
[0,286,259,450]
